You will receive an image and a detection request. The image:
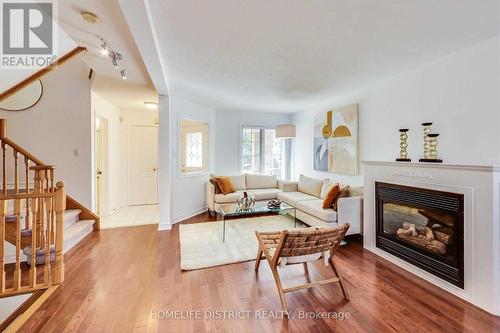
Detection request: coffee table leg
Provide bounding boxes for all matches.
[294,207,297,228]
[223,216,226,243]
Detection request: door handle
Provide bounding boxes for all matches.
[153,168,158,171]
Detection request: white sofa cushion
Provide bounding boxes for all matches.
[246,174,277,189]
[298,175,324,197]
[277,191,317,206]
[214,190,246,203]
[295,199,337,222]
[248,188,281,201]
[211,174,246,190]
[320,181,339,199]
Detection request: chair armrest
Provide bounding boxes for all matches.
[278,180,298,192]
[206,181,216,211]
[337,196,363,235]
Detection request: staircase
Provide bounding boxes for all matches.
[0,118,99,298]
[4,209,95,258]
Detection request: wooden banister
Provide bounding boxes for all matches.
[1,137,44,165]
[0,120,5,138]
[0,46,86,103]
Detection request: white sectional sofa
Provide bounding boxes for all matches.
[206,174,363,235]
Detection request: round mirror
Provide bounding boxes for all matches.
[0,80,43,111]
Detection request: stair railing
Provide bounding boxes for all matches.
[0,119,66,297]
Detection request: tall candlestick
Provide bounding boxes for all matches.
[396,129,411,162]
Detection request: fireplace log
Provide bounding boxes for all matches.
[423,227,434,241]
[397,225,447,254]
[402,222,436,241]
[401,222,418,236]
[433,227,453,244]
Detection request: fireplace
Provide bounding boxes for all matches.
[375,182,464,288]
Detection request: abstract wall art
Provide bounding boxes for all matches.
[313,103,359,174]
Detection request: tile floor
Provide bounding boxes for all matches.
[100,205,160,229]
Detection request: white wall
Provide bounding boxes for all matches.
[0,59,93,207]
[159,95,171,230]
[169,95,216,223]
[293,36,500,185]
[214,110,292,175]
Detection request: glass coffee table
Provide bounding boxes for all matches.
[215,201,297,242]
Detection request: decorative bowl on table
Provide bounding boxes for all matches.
[267,200,282,209]
[236,191,256,210]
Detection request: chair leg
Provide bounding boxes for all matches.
[329,258,349,300]
[255,249,263,270]
[270,266,288,312]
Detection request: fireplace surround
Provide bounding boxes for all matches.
[375,182,464,287]
[363,161,500,316]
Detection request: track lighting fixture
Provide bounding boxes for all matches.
[112,55,119,69]
[99,38,109,56]
[98,36,127,80]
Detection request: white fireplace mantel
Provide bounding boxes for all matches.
[362,161,500,316]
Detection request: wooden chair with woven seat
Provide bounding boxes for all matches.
[255,223,350,312]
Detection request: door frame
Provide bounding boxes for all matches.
[128,124,159,206]
[94,116,110,216]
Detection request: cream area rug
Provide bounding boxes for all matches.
[179,215,298,270]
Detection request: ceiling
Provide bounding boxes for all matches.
[92,77,158,111]
[57,0,156,109]
[147,0,500,113]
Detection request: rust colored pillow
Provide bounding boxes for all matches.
[322,183,340,209]
[209,178,222,194]
[332,186,351,211]
[213,176,236,195]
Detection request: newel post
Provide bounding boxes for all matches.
[52,181,66,284]
[0,119,6,139]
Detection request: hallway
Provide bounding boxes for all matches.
[100,205,159,229]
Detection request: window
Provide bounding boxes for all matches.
[186,132,203,168]
[241,126,286,179]
[180,119,208,175]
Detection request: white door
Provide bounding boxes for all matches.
[130,125,158,205]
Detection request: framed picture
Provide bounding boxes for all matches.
[313,103,359,175]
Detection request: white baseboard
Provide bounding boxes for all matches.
[158,223,171,231]
[172,206,208,224]
[100,221,158,229]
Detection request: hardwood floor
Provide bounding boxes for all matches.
[18,213,500,332]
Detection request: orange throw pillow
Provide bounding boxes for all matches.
[322,183,340,209]
[213,176,236,195]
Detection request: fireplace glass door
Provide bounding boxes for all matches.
[376,182,464,288]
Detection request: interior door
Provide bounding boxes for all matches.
[130,125,159,205]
